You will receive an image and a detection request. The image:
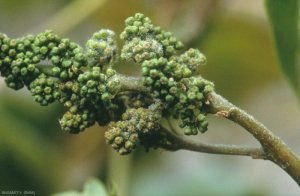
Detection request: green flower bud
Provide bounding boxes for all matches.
[97,84,106,93]
[12,67,20,75]
[196,92,204,101]
[45,94,53,102]
[8,49,16,56]
[32,56,40,63]
[40,99,49,106]
[184,127,192,135]
[9,39,18,47]
[142,77,152,86]
[20,67,28,76]
[114,136,124,145]
[106,68,115,77]
[60,70,68,79]
[142,67,149,76]
[175,41,184,50]
[52,67,61,76]
[40,46,48,55]
[26,64,35,72]
[16,52,25,59]
[125,140,134,149]
[129,133,138,142]
[125,16,135,26]
[58,43,66,51]
[86,80,95,88]
[75,53,86,62]
[201,120,209,128]
[64,100,72,108]
[165,94,174,102]
[53,91,61,99]
[1,44,9,52]
[34,86,43,94]
[159,76,168,85]
[165,46,174,55]
[62,60,72,68]
[191,127,198,135]
[187,91,196,101]
[51,56,60,65]
[199,127,208,133]
[149,69,158,78]
[169,86,178,94]
[60,38,70,45]
[101,92,110,102]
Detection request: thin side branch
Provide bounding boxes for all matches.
[160,125,266,158]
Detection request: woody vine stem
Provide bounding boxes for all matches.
[0,13,299,186]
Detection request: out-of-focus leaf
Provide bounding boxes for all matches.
[52,177,109,196]
[83,177,108,196]
[265,0,300,99]
[108,181,118,196]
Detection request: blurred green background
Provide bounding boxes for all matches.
[0,0,300,195]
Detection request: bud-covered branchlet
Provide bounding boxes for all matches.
[120,13,184,63]
[58,67,121,133]
[86,29,118,70]
[0,30,88,92]
[0,13,215,155]
[104,105,162,155]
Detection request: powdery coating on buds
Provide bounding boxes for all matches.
[105,106,162,155]
[86,29,118,69]
[120,37,163,63]
[120,13,184,63]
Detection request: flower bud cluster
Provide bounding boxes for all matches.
[104,106,162,155]
[58,67,120,133]
[1,13,216,154]
[174,77,214,134]
[78,67,120,109]
[49,34,87,81]
[0,32,41,90]
[29,73,60,106]
[141,57,178,106]
[120,37,163,63]
[179,48,207,71]
[141,55,213,134]
[0,30,88,91]
[86,29,118,69]
[120,13,184,63]
[118,14,213,136]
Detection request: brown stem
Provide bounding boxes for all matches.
[113,73,148,93]
[160,125,266,158]
[205,92,300,186]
